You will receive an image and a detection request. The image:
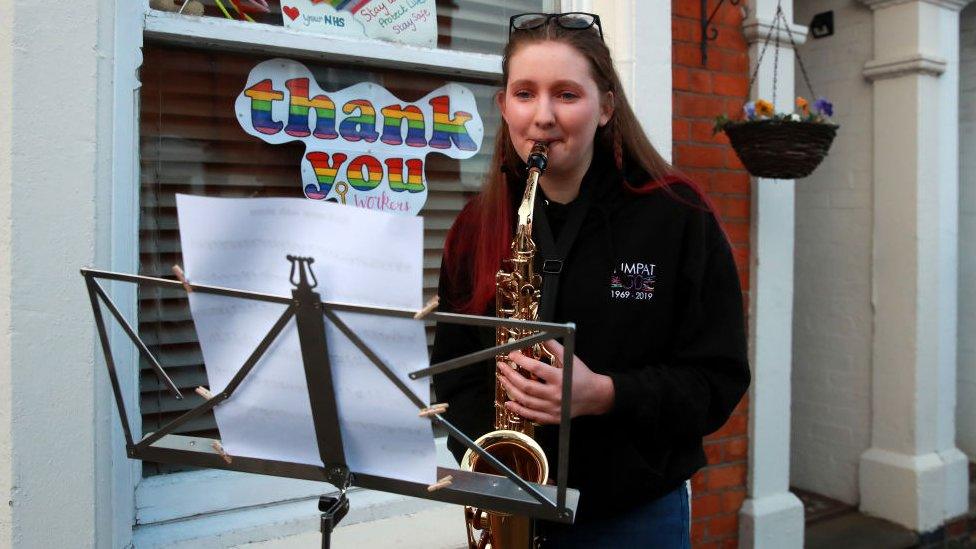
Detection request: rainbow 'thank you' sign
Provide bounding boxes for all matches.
[235,58,484,216]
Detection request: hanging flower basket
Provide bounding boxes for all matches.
[721,118,839,180]
[711,3,840,180]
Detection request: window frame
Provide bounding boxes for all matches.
[110,0,557,542]
[144,10,505,80]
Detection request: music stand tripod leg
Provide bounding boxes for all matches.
[318,493,350,549]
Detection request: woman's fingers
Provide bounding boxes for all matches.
[507,351,561,384]
[497,373,551,412]
[503,400,558,425]
[498,361,555,399]
[497,360,562,418]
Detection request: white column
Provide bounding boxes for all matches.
[959,1,976,463]
[581,0,673,162]
[738,3,807,548]
[859,0,972,532]
[0,0,13,543]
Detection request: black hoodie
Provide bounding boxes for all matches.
[431,157,750,522]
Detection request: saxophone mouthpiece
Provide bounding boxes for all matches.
[527,141,549,173]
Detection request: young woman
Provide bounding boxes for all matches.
[431,12,750,548]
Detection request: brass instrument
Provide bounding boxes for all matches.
[461,142,556,549]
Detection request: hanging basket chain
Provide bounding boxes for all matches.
[778,5,819,100]
[746,14,776,94]
[771,6,781,106]
[745,1,819,105]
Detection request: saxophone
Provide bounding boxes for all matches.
[460,142,556,549]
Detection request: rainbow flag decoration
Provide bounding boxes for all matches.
[427,96,477,151]
[243,79,285,135]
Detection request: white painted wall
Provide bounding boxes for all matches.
[0,0,14,544]
[0,0,117,546]
[958,2,976,460]
[790,0,875,505]
[573,0,673,161]
[605,0,672,162]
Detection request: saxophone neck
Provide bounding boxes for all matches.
[516,142,548,229]
[516,168,542,231]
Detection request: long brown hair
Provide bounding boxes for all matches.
[444,17,711,314]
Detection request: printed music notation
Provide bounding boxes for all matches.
[177,195,436,484]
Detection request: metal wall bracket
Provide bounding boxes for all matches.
[701,0,742,66]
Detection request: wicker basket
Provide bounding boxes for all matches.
[722,120,839,179]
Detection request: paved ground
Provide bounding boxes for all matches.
[805,462,976,549]
[806,512,919,549]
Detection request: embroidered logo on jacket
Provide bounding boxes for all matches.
[610,261,656,301]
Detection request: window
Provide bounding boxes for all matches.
[123,3,553,540]
[135,43,497,474]
[136,5,545,477]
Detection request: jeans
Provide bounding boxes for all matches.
[538,483,691,548]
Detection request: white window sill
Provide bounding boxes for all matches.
[133,486,466,548]
[144,9,503,81]
[227,504,467,548]
[134,437,461,546]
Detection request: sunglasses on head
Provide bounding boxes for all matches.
[509,12,604,41]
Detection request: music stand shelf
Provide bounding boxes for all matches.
[137,433,578,518]
[81,257,579,547]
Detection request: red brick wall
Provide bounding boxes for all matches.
[672,2,752,548]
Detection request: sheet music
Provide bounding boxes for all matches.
[176,195,436,485]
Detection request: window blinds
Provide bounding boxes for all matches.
[137,42,504,476]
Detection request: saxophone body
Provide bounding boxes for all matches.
[461,142,556,549]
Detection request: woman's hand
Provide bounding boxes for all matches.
[497,339,615,425]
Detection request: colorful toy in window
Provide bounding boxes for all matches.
[312,0,372,9]
[149,0,205,16]
[214,0,270,22]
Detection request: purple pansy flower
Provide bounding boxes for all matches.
[814,97,833,117]
[743,101,756,119]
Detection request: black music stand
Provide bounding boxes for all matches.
[81,256,579,548]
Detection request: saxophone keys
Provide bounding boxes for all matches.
[473,509,490,530]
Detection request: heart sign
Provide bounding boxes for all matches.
[280,0,436,48]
